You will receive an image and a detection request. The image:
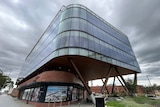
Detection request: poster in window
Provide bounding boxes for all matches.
[45,86,67,102]
[79,89,83,99]
[72,88,78,101]
[25,89,31,100]
[31,87,40,102]
[28,88,34,101]
[22,89,30,100]
[22,89,27,100]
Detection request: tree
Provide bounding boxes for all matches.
[0,70,14,90]
[15,77,23,87]
[125,79,137,96]
[0,73,7,90]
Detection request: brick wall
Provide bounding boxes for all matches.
[90,85,144,95]
[18,70,83,87]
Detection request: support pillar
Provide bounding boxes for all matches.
[100,66,112,93]
[101,79,110,94]
[116,76,128,95]
[69,59,92,95]
[134,73,137,85]
[134,73,137,94]
[114,67,129,94]
[111,76,115,94]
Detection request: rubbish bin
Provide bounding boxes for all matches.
[95,97,105,107]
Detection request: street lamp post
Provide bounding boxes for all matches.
[146,75,156,96]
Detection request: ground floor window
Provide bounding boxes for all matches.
[19,86,44,102]
[45,85,84,102]
[31,87,41,102]
[19,83,84,103]
[45,86,68,102]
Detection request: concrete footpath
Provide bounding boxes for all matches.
[0,94,34,107]
[0,94,107,107]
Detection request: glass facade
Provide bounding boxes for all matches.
[20,4,140,78]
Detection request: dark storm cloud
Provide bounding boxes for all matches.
[107,0,160,84]
[109,0,160,64]
[0,0,73,82]
[0,0,66,78]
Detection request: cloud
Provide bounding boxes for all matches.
[109,0,160,63]
[0,0,160,86]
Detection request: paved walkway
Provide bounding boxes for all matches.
[0,94,34,107]
[0,94,107,107]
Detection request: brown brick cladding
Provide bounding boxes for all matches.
[19,70,83,87]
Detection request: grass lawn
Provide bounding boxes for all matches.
[106,96,160,107]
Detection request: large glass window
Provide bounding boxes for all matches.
[69,31,79,46]
[68,48,79,55]
[61,8,72,21]
[71,18,79,30]
[59,48,68,56]
[94,37,100,53]
[80,8,87,19]
[80,32,88,48]
[79,19,87,32]
[87,22,93,35]
[88,35,95,51]
[72,7,80,17]
[60,31,70,47]
[58,18,71,33]
[88,51,95,58]
[31,87,41,102]
[72,88,78,101]
[79,49,88,56]
[45,86,68,102]
[22,89,30,100]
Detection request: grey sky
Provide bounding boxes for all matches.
[0,0,160,86]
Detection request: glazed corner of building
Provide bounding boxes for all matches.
[15,4,141,106]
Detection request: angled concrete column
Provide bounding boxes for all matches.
[114,67,129,94]
[116,76,128,95]
[101,79,110,94]
[100,66,112,93]
[114,67,127,86]
[69,59,92,95]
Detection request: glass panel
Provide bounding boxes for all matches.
[80,32,88,48]
[61,8,72,21]
[88,35,95,51]
[79,49,88,56]
[54,34,61,49]
[69,48,79,55]
[31,87,41,102]
[60,31,70,47]
[102,55,107,62]
[62,19,71,31]
[88,51,95,58]
[59,48,68,56]
[94,38,100,53]
[80,8,87,19]
[71,18,79,30]
[87,23,93,35]
[96,53,102,60]
[45,86,68,102]
[79,19,87,32]
[72,7,80,17]
[69,31,79,46]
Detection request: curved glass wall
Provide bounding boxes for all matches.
[20,4,140,78]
